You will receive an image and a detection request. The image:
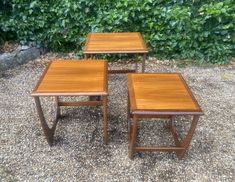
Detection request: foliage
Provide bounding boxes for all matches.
[0,0,234,64]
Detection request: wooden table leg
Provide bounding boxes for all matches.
[129,115,138,159]
[177,115,199,159]
[141,53,147,72]
[103,95,108,144]
[134,60,138,72]
[89,96,101,101]
[84,54,89,59]
[34,97,59,146]
[55,96,61,119]
[127,94,133,145]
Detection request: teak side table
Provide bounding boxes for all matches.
[127,73,204,159]
[83,32,148,73]
[31,60,108,146]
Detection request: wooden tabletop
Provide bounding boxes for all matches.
[128,73,203,115]
[83,32,148,54]
[32,60,108,96]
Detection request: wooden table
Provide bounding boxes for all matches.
[31,60,108,146]
[127,73,203,159]
[83,32,148,73]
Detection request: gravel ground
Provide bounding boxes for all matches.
[0,53,235,182]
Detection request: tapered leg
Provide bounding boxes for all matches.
[129,115,138,159]
[55,96,61,119]
[141,54,147,72]
[169,116,181,147]
[34,97,59,146]
[103,95,108,144]
[177,115,199,159]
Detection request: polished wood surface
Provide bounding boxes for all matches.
[32,60,108,96]
[128,73,203,114]
[84,32,148,54]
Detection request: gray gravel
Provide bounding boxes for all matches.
[0,53,235,182]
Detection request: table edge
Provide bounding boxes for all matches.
[127,74,137,111]
[31,91,108,97]
[131,109,204,116]
[83,50,148,54]
[32,61,52,94]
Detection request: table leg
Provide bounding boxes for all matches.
[169,116,181,147]
[55,96,61,119]
[129,115,138,159]
[141,53,147,72]
[89,96,101,101]
[134,61,138,72]
[103,95,108,144]
[34,97,59,146]
[177,115,200,159]
[84,54,88,59]
[127,93,131,143]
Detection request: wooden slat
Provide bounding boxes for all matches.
[58,101,103,106]
[108,69,136,74]
[134,146,184,152]
[133,114,171,119]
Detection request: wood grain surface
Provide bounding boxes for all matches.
[128,73,203,114]
[83,32,148,54]
[32,60,108,96]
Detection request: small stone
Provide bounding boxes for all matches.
[21,45,30,50]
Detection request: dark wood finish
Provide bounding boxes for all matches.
[83,32,148,73]
[58,101,103,106]
[108,69,136,74]
[31,60,109,146]
[127,73,203,159]
[103,95,108,144]
[134,146,184,152]
[34,96,58,146]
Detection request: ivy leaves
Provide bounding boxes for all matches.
[0,0,234,64]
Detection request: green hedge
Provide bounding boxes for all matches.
[1,0,234,64]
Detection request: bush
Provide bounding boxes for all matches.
[1,0,234,64]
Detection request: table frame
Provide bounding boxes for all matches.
[33,95,108,146]
[31,61,109,146]
[127,110,201,159]
[127,74,204,159]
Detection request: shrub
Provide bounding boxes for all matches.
[1,0,234,64]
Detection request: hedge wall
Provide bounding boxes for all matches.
[1,0,234,64]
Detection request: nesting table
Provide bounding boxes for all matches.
[31,60,108,146]
[127,73,203,159]
[83,32,148,73]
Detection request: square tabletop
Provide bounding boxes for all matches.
[128,73,203,115]
[83,32,148,54]
[32,60,108,96]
